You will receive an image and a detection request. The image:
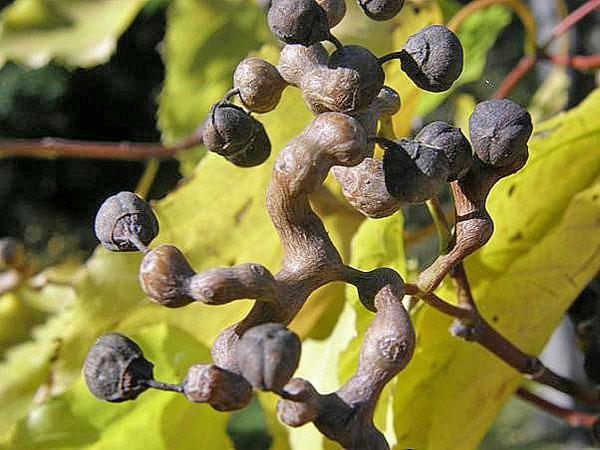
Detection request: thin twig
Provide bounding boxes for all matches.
[541,53,600,71]
[493,55,537,100]
[0,138,178,160]
[541,0,600,51]
[516,387,598,428]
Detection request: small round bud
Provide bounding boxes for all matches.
[358,0,404,21]
[415,121,473,180]
[94,191,159,252]
[233,58,287,113]
[236,323,301,392]
[268,0,331,46]
[182,364,252,411]
[381,139,450,203]
[400,25,463,92]
[0,237,25,270]
[139,244,196,308]
[83,333,154,402]
[315,0,346,27]
[201,103,272,167]
[469,99,533,167]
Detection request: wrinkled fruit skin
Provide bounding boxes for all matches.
[268,0,331,46]
[139,244,196,308]
[83,333,154,402]
[0,237,25,270]
[301,45,384,114]
[469,99,533,167]
[358,0,404,21]
[233,58,287,113]
[415,121,473,180]
[94,191,159,252]
[182,364,253,411]
[315,0,346,27]
[382,139,449,203]
[201,103,271,167]
[401,25,463,92]
[236,323,301,392]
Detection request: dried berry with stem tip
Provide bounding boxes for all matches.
[84,333,180,402]
[379,24,463,92]
[379,137,450,203]
[358,0,404,21]
[94,191,158,253]
[201,101,271,167]
[268,0,342,48]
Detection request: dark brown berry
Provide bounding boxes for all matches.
[358,0,404,21]
[268,0,331,46]
[233,58,287,113]
[94,191,159,252]
[316,0,346,27]
[83,333,154,402]
[278,43,329,86]
[139,244,196,308]
[381,138,449,203]
[201,102,271,167]
[415,121,473,180]
[469,99,533,167]
[400,25,463,92]
[236,323,301,392]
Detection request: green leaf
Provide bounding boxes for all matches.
[416,5,512,116]
[391,90,600,449]
[0,0,148,68]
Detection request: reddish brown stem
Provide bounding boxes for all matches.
[0,138,178,160]
[542,0,600,50]
[495,0,600,99]
[493,55,537,100]
[542,53,600,71]
[516,387,599,429]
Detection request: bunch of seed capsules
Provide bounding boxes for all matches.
[85,1,532,448]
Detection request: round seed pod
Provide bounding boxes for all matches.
[139,244,196,308]
[182,364,253,411]
[381,139,450,203]
[0,237,25,270]
[233,58,287,113]
[83,333,154,402]
[469,99,533,167]
[400,25,463,92]
[358,0,404,21]
[94,191,159,252]
[268,0,331,46]
[415,121,473,180]
[236,323,301,392]
[202,103,272,167]
[201,103,257,156]
[225,120,271,167]
[301,45,384,114]
[315,0,346,27]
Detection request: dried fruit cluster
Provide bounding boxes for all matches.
[85,1,533,448]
